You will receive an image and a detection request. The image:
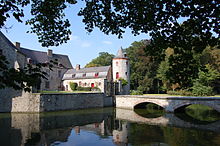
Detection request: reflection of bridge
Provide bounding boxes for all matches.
[115,108,220,133]
[115,95,220,112]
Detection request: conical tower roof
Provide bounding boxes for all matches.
[114,47,128,59]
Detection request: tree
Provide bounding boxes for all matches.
[192,64,220,96]
[85,52,114,67]
[1,0,77,47]
[126,40,159,93]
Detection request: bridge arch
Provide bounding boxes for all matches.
[134,101,165,110]
[174,102,220,113]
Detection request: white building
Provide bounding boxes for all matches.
[63,48,130,94]
[62,65,112,92]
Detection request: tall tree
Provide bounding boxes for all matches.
[85,52,114,68]
[126,40,159,93]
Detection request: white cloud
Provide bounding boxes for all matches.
[81,42,91,48]
[70,35,79,41]
[102,41,112,45]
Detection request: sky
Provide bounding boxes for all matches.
[1,2,150,67]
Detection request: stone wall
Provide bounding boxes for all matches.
[1,92,113,113]
[39,93,112,112]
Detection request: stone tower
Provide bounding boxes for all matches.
[112,47,130,94]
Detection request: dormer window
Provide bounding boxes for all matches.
[83,73,86,77]
[28,58,32,64]
[95,72,99,77]
[59,63,63,68]
[72,74,76,78]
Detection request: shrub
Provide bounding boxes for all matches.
[118,78,128,86]
[91,86,101,91]
[167,90,193,96]
[69,82,78,91]
[76,86,91,91]
[191,82,214,96]
[130,90,143,95]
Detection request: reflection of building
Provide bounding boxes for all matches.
[113,120,129,145]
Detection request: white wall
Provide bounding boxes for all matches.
[63,78,106,92]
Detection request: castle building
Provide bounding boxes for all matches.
[62,48,130,94]
[18,48,72,91]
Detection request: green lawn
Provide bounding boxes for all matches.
[143,94,220,97]
[39,90,100,94]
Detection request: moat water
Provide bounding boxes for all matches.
[0,107,220,146]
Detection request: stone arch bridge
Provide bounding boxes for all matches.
[115,95,220,112]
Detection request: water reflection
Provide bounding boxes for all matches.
[0,108,220,146]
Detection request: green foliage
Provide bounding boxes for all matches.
[118,78,128,86]
[1,0,77,47]
[191,64,220,96]
[85,52,114,67]
[0,55,53,92]
[91,86,101,91]
[191,82,214,96]
[130,90,143,95]
[69,82,78,91]
[126,40,159,93]
[76,86,91,91]
[167,90,193,96]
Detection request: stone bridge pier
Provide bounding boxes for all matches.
[115,95,220,112]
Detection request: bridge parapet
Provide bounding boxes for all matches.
[115,95,220,112]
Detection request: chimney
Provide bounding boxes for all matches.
[76,64,80,70]
[47,49,53,57]
[14,42,20,49]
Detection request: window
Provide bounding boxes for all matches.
[58,70,61,77]
[83,73,86,77]
[116,62,118,66]
[46,69,50,76]
[91,83,95,88]
[66,85,68,91]
[126,61,128,66]
[116,72,119,79]
[72,74,76,78]
[124,54,127,57]
[0,49,2,56]
[45,81,50,89]
[125,72,127,76]
[95,72,99,77]
[99,82,101,86]
[79,81,82,86]
[84,82,87,86]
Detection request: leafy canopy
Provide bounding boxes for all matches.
[85,52,114,68]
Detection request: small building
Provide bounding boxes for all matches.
[62,65,112,92]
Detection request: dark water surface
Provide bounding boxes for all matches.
[0,107,220,146]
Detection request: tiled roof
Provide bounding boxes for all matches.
[63,66,111,80]
[0,31,25,55]
[20,48,73,69]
